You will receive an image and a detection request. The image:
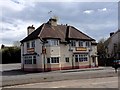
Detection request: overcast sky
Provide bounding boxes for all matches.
[1,0,119,46]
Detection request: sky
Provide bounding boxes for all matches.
[1,0,119,46]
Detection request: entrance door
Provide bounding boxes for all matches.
[92,57,96,67]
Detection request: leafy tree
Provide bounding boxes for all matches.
[97,38,107,66]
[2,46,21,64]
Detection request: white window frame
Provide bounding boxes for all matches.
[70,40,76,47]
[79,41,83,47]
[74,54,88,62]
[31,40,35,48]
[24,55,36,64]
[47,57,59,64]
[86,41,90,47]
[65,57,69,62]
[47,39,59,46]
[26,40,36,48]
[26,42,30,48]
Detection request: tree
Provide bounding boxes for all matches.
[1,44,5,49]
[97,38,107,66]
[2,46,21,64]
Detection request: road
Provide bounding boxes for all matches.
[1,63,119,87]
[4,76,118,88]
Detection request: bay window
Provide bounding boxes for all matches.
[47,39,59,46]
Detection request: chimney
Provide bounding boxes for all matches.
[110,32,114,37]
[27,25,35,35]
[48,16,58,26]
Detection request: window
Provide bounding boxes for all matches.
[79,41,83,47]
[51,57,59,63]
[31,41,35,48]
[65,57,69,62]
[33,56,36,64]
[75,55,78,62]
[74,54,88,62]
[47,39,59,46]
[47,58,50,63]
[26,42,30,48]
[24,55,36,64]
[70,40,76,47]
[86,41,90,47]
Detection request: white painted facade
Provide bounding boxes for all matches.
[21,39,98,71]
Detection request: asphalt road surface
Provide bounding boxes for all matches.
[4,76,118,88]
[1,63,119,87]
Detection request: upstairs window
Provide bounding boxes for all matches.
[79,41,83,47]
[86,41,90,47]
[47,39,59,46]
[26,41,35,48]
[70,40,76,47]
[31,41,35,48]
[26,42,30,48]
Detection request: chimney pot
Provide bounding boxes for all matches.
[110,32,114,37]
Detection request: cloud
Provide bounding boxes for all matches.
[1,2,118,46]
[83,10,94,14]
[98,8,107,12]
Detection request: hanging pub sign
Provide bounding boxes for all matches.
[27,48,35,53]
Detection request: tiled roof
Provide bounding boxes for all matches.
[21,23,95,43]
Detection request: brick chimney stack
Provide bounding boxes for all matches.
[48,16,58,26]
[27,25,35,35]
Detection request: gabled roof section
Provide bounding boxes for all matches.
[21,23,95,43]
[104,29,120,46]
[69,26,94,41]
[40,23,67,42]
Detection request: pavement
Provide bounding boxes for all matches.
[1,63,119,87]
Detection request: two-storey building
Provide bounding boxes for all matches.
[20,17,98,71]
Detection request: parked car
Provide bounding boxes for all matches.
[112,60,120,68]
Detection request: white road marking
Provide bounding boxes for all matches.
[92,81,118,85]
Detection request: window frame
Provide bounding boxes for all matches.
[47,39,59,46]
[86,41,90,47]
[74,54,88,62]
[79,41,83,47]
[24,55,37,64]
[47,57,59,64]
[26,42,30,48]
[70,40,76,47]
[65,57,69,62]
[31,40,35,48]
